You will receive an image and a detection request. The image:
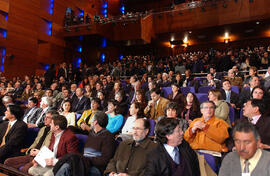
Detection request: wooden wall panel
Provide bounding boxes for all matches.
[0,0,9,13]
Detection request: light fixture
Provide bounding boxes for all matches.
[224,38,230,44]
[256,21,260,25]
[171,45,174,49]
[224,32,230,44]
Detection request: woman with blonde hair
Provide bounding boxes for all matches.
[208,89,230,125]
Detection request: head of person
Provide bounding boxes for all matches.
[114,91,124,103]
[200,101,216,121]
[228,69,235,78]
[70,83,77,92]
[243,99,265,119]
[209,66,216,74]
[222,79,231,91]
[91,111,108,130]
[186,92,197,105]
[165,102,180,118]
[208,89,222,102]
[251,86,264,100]
[155,118,183,147]
[171,83,180,94]
[97,91,105,100]
[148,81,156,91]
[132,118,150,143]
[175,72,182,81]
[44,110,59,126]
[249,66,257,76]
[232,66,239,73]
[5,104,23,121]
[162,73,168,81]
[150,87,161,102]
[75,88,84,98]
[135,89,145,102]
[95,81,103,91]
[45,89,53,97]
[249,76,260,88]
[50,115,67,133]
[114,81,122,92]
[233,121,260,160]
[107,99,119,114]
[2,96,13,107]
[62,89,69,98]
[61,100,72,112]
[28,97,38,108]
[40,97,52,109]
[206,73,214,81]
[91,98,101,111]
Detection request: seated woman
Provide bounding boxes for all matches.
[132,89,147,110]
[105,99,124,134]
[59,100,76,127]
[182,92,201,123]
[168,83,185,110]
[70,98,101,134]
[159,102,189,132]
[114,90,128,117]
[97,90,107,111]
[208,89,230,125]
[118,102,144,141]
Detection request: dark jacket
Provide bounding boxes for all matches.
[145,140,200,176]
[71,96,90,114]
[0,120,27,163]
[220,89,240,108]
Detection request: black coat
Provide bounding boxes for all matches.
[0,120,27,163]
[145,140,200,176]
[71,96,90,114]
[220,89,240,107]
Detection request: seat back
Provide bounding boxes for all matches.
[162,87,172,98]
[198,86,213,93]
[229,106,235,126]
[231,86,239,94]
[148,119,156,136]
[75,134,88,153]
[25,128,40,148]
[180,87,195,95]
[198,152,219,173]
[195,93,209,103]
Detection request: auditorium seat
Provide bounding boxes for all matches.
[231,86,239,94]
[75,134,88,153]
[162,87,172,98]
[195,93,208,103]
[180,87,195,95]
[198,86,213,94]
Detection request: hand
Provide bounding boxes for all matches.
[118,173,130,176]
[45,158,54,166]
[109,172,117,176]
[148,100,154,107]
[32,159,38,166]
[231,104,236,108]
[259,143,270,149]
[30,149,40,156]
[192,121,206,132]
[27,123,37,128]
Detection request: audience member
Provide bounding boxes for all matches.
[219,121,270,176]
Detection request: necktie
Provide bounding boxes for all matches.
[0,123,11,146]
[243,160,250,173]
[226,91,231,103]
[48,134,55,151]
[173,147,180,164]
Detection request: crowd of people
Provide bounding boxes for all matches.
[0,45,269,175]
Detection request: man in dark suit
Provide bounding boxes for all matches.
[22,97,42,124]
[145,118,200,176]
[200,73,221,89]
[220,79,239,108]
[71,88,90,114]
[57,62,68,80]
[243,99,270,149]
[209,65,223,80]
[28,114,79,176]
[0,104,27,163]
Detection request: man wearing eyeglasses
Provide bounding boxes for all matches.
[104,118,157,176]
[184,101,229,153]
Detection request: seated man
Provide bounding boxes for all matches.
[243,99,270,149]
[184,101,229,153]
[220,79,239,108]
[71,88,90,114]
[54,111,117,176]
[145,118,200,176]
[144,87,169,121]
[0,104,27,163]
[224,69,243,88]
[105,118,157,176]
[22,97,42,124]
[219,121,270,176]
[28,115,79,176]
[200,73,221,88]
[4,110,58,173]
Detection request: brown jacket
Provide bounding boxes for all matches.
[144,97,170,121]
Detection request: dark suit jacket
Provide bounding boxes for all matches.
[255,115,270,145]
[23,107,43,124]
[145,140,200,176]
[220,89,239,107]
[0,120,27,163]
[71,96,90,114]
[238,87,251,107]
[50,129,79,159]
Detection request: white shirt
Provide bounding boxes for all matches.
[250,115,261,125]
[163,144,176,161]
[52,131,64,165]
[121,115,136,134]
[9,119,17,128]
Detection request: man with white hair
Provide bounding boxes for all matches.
[28,97,53,128]
[160,72,171,87]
